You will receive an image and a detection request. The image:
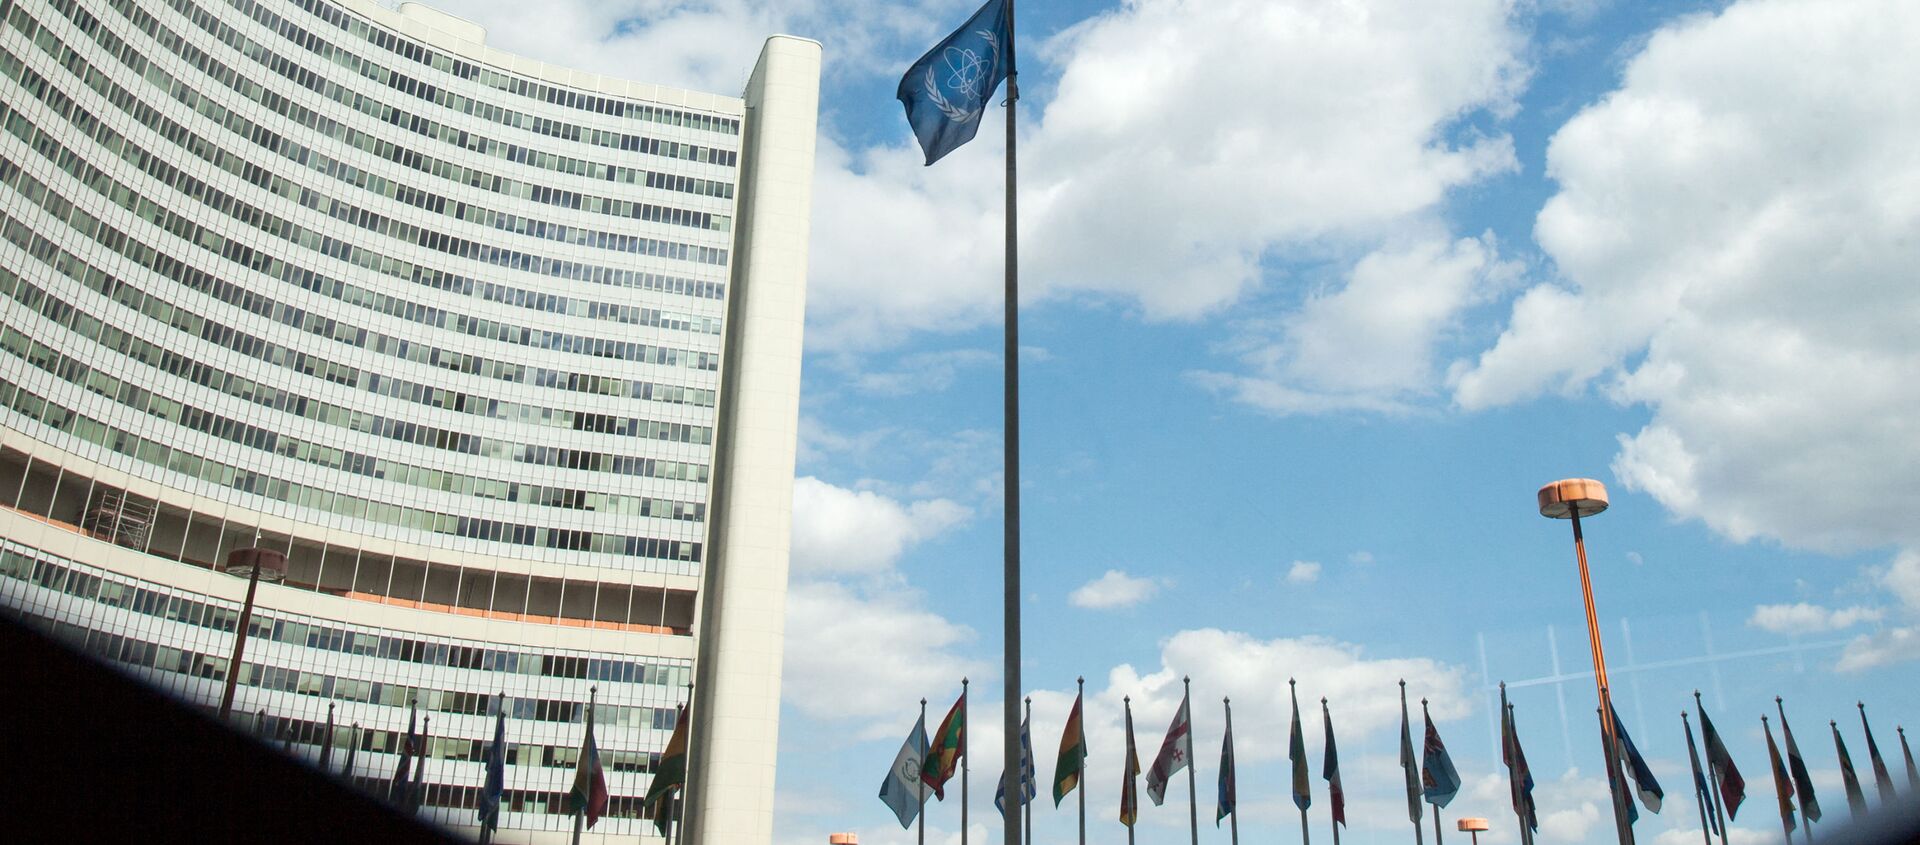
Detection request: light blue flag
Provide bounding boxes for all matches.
[995,714,1037,817]
[880,714,930,829]
[478,694,507,835]
[1610,704,1665,814]
[897,0,1014,166]
[1422,708,1462,808]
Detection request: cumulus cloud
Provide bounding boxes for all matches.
[1068,569,1163,609]
[1836,550,1920,670]
[781,580,986,733]
[813,0,1529,350]
[1451,0,1920,558]
[1201,233,1522,415]
[1749,603,1883,635]
[1287,560,1323,584]
[789,476,970,575]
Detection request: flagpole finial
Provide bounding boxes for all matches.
[1026,695,1032,704]
[1124,695,1131,704]
[1224,696,1230,704]
[1289,677,1296,687]
[1763,715,1771,724]
[1399,678,1406,688]
[1776,695,1783,704]
[1321,697,1328,705]
[1831,720,1838,727]
[1077,675,1084,685]
[1498,680,1506,691]
[921,697,927,705]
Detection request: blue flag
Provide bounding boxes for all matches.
[880,714,930,829]
[1217,714,1236,825]
[1610,704,1664,814]
[478,695,507,835]
[995,713,1036,817]
[1422,706,1462,808]
[897,0,1014,165]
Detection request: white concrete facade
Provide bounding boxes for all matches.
[0,0,817,840]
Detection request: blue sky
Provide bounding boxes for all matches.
[431,0,1919,842]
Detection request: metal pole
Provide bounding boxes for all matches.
[1125,696,1136,845]
[1433,804,1444,845]
[1077,677,1086,845]
[1685,712,1713,845]
[1571,507,1634,845]
[919,698,927,845]
[1696,692,1731,845]
[1000,1,1024,842]
[1183,677,1199,845]
[963,677,970,845]
[1404,681,1424,845]
[1025,696,1033,845]
[217,559,264,719]
[1224,697,1239,845]
[1294,681,1308,845]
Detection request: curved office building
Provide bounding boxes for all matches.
[0,0,817,840]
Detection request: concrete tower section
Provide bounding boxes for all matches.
[685,35,820,845]
[0,0,817,840]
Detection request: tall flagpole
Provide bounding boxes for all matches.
[919,698,928,845]
[1077,677,1086,845]
[1426,699,1444,845]
[963,677,971,845]
[1185,676,1199,845]
[1684,712,1713,845]
[1125,696,1137,845]
[1292,680,1309,845]
[1225,697,1240,845]
[1694,692,1730,845]
[1025,696,1033,845]
[1403,681,1424,845]
[1327,698,1341,845]
[1000,0,1025,842]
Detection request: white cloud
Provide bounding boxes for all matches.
[1349,550,1375,565]
[1287,560,1323,584]
[810,0,1528,350]
[1068,569,1162,609]
[1749,603,1884,635]
[1201,233,1521,415]
[1654,829,1774,845]
[789,476,970,575]
[781,579,986,734]
[1452,0,1920,558]
[846,348,995,396]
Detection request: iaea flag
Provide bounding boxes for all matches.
[897,0,1014,165]
[881,714,931,829]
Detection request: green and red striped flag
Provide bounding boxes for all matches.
[922,690,966,800]
[1289,681,1310,811]
[1053,690,1086,806]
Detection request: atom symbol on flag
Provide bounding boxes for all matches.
[923,30,1000,122]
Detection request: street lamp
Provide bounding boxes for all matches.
[217,546,285,719]
[1458,818,1489,845]
[1537,478,1634,845]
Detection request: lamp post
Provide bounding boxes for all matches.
[217,546,286,719]
[1458,818,1489,845]
[1538,478,1634,845]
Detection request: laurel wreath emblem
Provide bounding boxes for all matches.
[923,30,1000,123]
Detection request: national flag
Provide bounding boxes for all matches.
[1698,702,1745,819]
[1765,717,1797,832]
[1289,684,1311,811]
[1833,720,1867,819]
[896,0,1014,165]
[318,704,335,772]
[645,705,690,834]
[922,692,966,800]
[408,716,430,812]
[568,701,609,827]
[1216,707,1236,826]
[1053,691,1086,806]
[994,713,1036,818]
[879,713,930,829]
[388,700,418,805]
[1120,699,1142,827]
[1776,700,1821,823]
[1902,727,1919,789]
[1146,691,1192,807]
[1859,704,1895,803]
[1684,714,1720,838]
[478,695,507,838]
[1422,704,1462,809]
[1323,698,1346,829]
[1609,705,1664,813]
[1400,687,1424,824]
[1502,695,1537,833]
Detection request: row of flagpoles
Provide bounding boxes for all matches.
[271,688,691,844]
[878,678,1918,845]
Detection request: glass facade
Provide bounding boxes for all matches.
[0,0,794,838]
